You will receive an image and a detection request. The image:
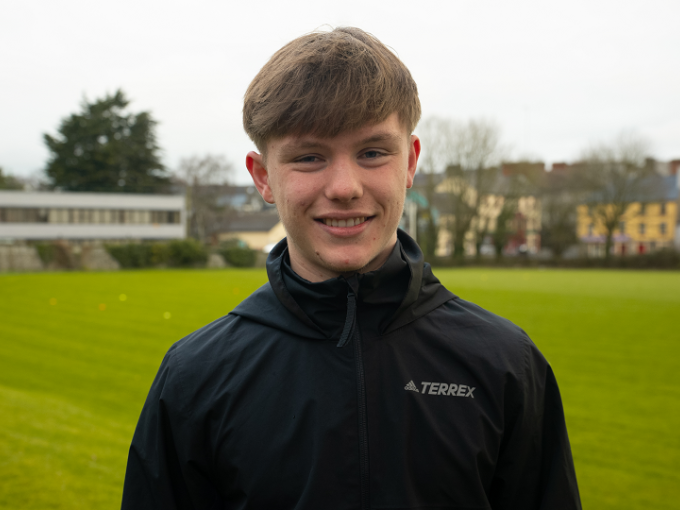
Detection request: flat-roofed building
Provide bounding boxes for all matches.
[0,191,185,241]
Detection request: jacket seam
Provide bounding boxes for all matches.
[518,330,532,380]
[168,344,192,420]
[379,297,457,338]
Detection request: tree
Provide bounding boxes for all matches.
[44,90,170,193]
[491,196,518,257]
[176,155,233,242]
[539,169,581,259]
[477,165,539,258]
[443,119,504,259]
[415,117,452,259]
[0,167,23,190]
[578,132,651,261]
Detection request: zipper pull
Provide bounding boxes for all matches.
[337,290,357,348]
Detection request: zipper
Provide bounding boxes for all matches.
[353,325,370,510]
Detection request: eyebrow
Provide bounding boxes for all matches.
[358,132,403,145]
[277,131,403,159]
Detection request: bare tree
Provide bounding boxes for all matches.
[416,117,454,258]
[539,169,582,259]
[491,195,518,258]
[444,119,505,258]
[578,132,651,261]
[176,155,233,242]
[486,168,538,258]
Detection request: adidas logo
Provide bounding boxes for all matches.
[404,380,476,398]
[404,380,419,392]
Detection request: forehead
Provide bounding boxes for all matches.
[268,113,407,158]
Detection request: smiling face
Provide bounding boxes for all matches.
[246,113,420,282]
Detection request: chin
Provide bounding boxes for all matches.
[318,250,377,274]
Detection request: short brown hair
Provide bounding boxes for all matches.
[243,27,421,152]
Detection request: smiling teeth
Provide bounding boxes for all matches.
[324,217,366,228]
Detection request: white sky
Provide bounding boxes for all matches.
[2,0,679,184]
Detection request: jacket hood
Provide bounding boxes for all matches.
[230,229,455,341]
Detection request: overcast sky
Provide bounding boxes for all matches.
[2,0,679,184]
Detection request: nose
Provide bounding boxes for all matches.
[324,157,363,203]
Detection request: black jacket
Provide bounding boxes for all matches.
[122,230,581,510]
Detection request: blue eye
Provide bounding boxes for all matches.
[363,151,382,159]
[297,155,319,163]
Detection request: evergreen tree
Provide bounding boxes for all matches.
[44,90,170,193]
[0,167,24,190]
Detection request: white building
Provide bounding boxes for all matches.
[0,191,185,241]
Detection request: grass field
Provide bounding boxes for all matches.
[0,268,678,509]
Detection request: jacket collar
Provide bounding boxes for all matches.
[264,230,455,341]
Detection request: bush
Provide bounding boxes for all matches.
[33,242,74,269]
[150,243,170,266]
[34,243,56,266]
[105,243,155,268]
[105,240,208,268]
[167,239,208,267]
[428,248,680,270]
[218,240,257,268]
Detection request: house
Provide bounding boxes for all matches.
[217,210,285,252]
[415,167,542,257]
[576,175,678,256]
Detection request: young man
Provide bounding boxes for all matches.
[122,27,581,509]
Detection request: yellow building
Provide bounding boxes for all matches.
[577,176,678,256]
[217,211,286,252]
[433,175,541,257]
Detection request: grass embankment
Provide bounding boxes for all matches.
[0,269,678,509]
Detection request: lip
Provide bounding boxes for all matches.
[315,212,374,221]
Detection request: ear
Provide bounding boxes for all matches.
[246,151,275,204]
[406,135,421,189]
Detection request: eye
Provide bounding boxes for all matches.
[362,150,384,159]
[296,155,320,163]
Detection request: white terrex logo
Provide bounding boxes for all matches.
[404,380,476,398]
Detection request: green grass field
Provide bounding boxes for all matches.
[1,268,678,509]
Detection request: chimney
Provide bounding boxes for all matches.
[669,159,680,176]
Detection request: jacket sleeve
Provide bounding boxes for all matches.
[488,338,582,510]
[121,345,220,510]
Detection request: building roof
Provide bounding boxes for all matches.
[585,174,678,204]
[224,210,280,232]
[215,185,274,212]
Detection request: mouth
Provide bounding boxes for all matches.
[316,216,371,228]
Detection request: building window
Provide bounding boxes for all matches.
[660,203,666,215]
[660,223,666,235]
[640,203,646,215]
[619,221,625,233]
[0,206,181,224]
[639,223,645,235]
[0,207,49,222]
[150,210,181,224]
[588,223,594,236]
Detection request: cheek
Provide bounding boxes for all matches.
[273,177,318,217]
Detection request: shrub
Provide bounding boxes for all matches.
[167,239,208,267]
[34,243,56,266]
[218,240,257,268]
[33,242,76,269]
[150,243,170,266]
[105,243,154,268]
